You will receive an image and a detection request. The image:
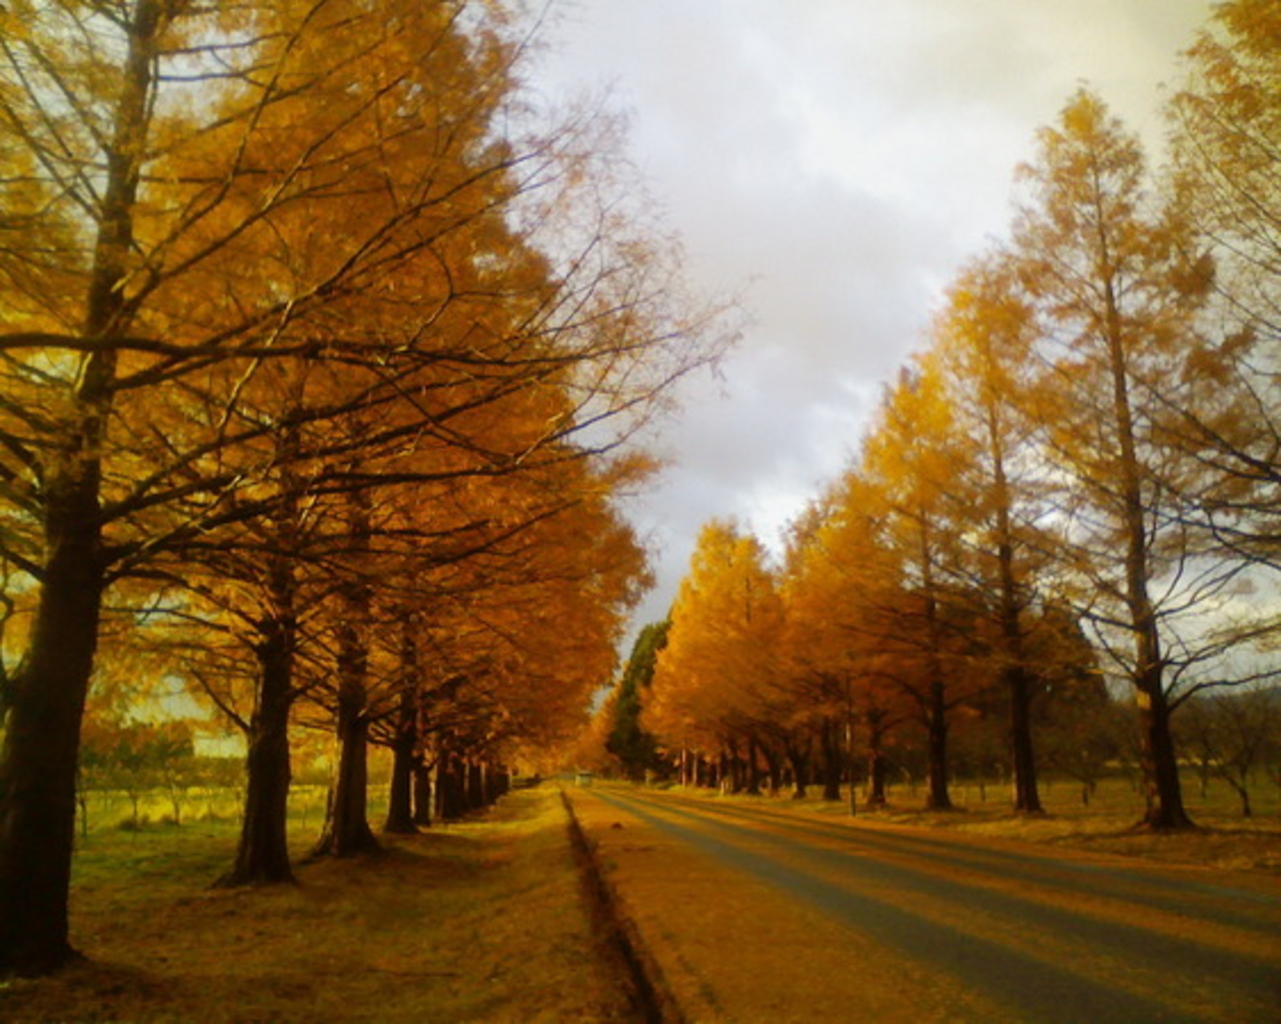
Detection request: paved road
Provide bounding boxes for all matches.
[573,785,1280,1022]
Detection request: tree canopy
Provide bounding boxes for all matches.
[0,0,730,976]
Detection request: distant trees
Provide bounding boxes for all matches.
[606,621,669,781]
[1176,688,1279,818]
[0,0,727,976]
[780,489,899,806]
[646,522,786,793]
[79,716,194,830]
[640,3,1276,829]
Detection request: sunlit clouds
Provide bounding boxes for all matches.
[535,0,1216,626]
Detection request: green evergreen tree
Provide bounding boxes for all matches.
[607,621,670,780]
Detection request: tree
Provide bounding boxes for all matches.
[1163,0,1280,571]
[310,489,378,859]
[646,521,786,791]
[80,717,193,830]
[1012,88,1251,829]
[0,0,726,974]
[781,485,916,809]
[606,620,669,781]
[360,445,649,827]
[930,253,1050,812]
[858,365,990,810]
[1176,688,1279,817]
[1169,0,1279,348]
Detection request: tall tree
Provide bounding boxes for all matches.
[1013,89,1236,829]
[0,0,725,974]
[859,364,986,810]
[930,254,1048,812]
[1169,0,1279,347]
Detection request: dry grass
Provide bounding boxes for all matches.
[677,772,1281,872]
[0,787,638,1022]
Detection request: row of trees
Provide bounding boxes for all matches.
[605,2,1278,827]
[0,0,729,976]
[599,616,1278,816]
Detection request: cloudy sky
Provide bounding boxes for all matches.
[531,0,1217,635]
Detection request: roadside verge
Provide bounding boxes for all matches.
[561,787,684,1024]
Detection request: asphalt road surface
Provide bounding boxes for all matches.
[577,786,1280,1022]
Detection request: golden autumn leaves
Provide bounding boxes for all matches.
[0,0,727,974]
[638,4,1277,828]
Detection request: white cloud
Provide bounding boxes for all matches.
[534,0,1218,639]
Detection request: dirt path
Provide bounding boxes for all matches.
[568,784,1281,1022]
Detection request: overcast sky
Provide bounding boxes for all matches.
[530,0,1217,637]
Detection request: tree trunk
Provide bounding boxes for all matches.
[220,618,296,886]
[820,719,842,802]
[722,740,742,794]
[1008,662,1042,813]
[1100,272,1192,832]
[0,0,160,976]
[78,789,90,842]
[479,763,491,806]
[984,361,1042,815]
[925,684,953,811]
[864,709,888,808]
[312,674,377,858]
[785,740,809,799]
[466,761,485,809]
[995,537,1040,813]
[491,766,510,800]
[0,531,104,974]
[314,489,377,856]
[385,614,420,834]
[844,713,859,818]
[413,761,433,826]
[1228,777,1251,818]
[1197,759,1211,798]
[435,752,466,821]
[384,731,418,834]
[760,742,783,795]
[433,758,449,820]
[745,736,762,795]
[866,748,888,808]
[1137,683,1193,829]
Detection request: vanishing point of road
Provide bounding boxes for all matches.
[567,785,1280,1022]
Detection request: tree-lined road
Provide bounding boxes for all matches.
[572,786,1279,1022]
